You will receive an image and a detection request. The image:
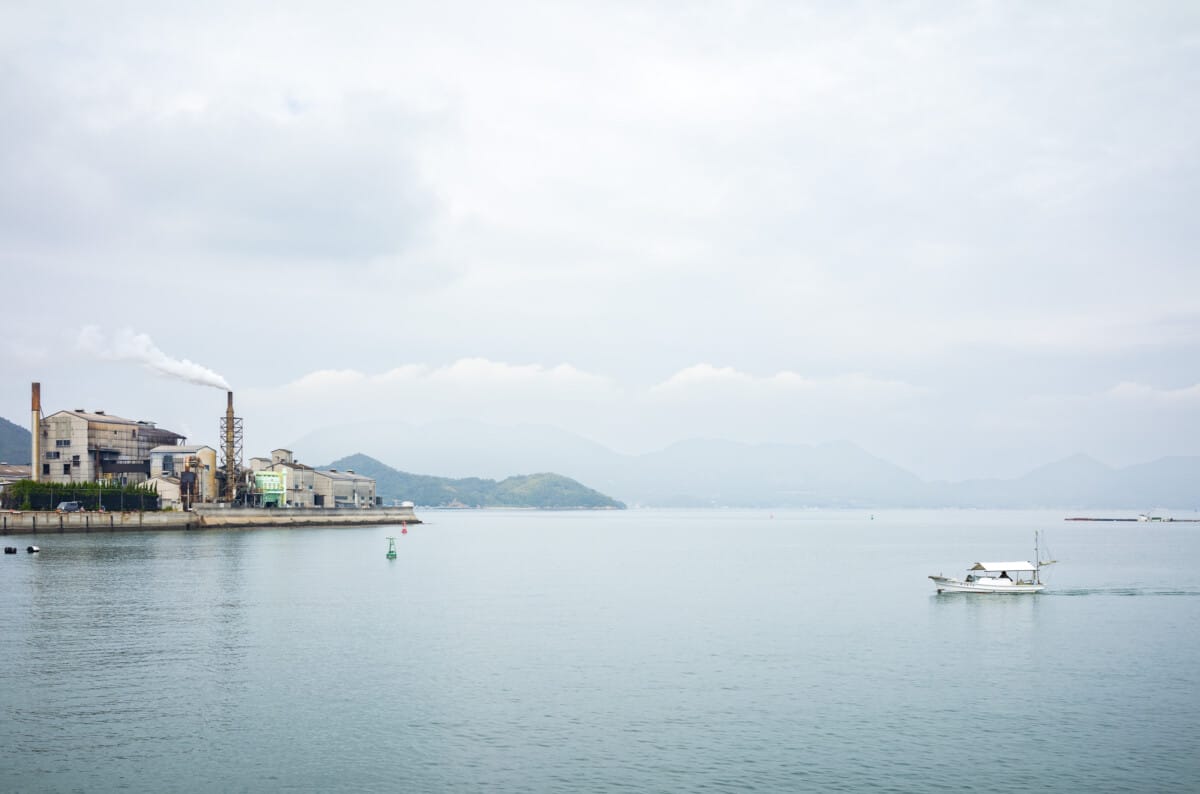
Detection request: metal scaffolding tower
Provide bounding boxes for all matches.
[219,391,243,502]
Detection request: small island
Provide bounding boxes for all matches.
[324,453,626,510]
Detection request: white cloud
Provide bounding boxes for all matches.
[425,359,615,392]
[242,358,623,452]
[650,364,755,392]
[1106,381,1200,403]
[1,4,1198,478]
[279,360,616,395]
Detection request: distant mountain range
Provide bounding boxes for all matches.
[324,453,624,509]
[2,413,1195,509]
[292,419,1200,510]
[0,416,30,464]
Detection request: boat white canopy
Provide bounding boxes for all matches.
[971,561,1037,572]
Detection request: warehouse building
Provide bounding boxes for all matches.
[38,409,186,485]
[319,468,377,508]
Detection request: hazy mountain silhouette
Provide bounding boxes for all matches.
[0,416,31,464]
[3,411,1194,509]
[290,418,615,480]
[288,419,1199,509]
[3,410,1190,508]
[324,453,624,509]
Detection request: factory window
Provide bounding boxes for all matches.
[45,451,60,460]
[63,464,71,475]
[56,439,70,447]
[42,464,50,476]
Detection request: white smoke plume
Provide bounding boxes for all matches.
[77,326,232,390]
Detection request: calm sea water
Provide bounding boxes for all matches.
[2,509,1198,792]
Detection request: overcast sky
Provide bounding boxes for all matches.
[2,2,1198,480]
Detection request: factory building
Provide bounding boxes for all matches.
[148,445,218,507]
[320,469,377,508]
[249,448,377,508]
[38,408,186,485]
[25,384,377,510]
[249,449,315,507]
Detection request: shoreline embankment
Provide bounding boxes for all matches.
[1,506,420,535]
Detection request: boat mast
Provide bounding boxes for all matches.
[1035,531,1041,585]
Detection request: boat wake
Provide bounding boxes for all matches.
[1048,588,1200,597]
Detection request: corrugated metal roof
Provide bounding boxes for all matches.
[44,411,184,441]
[47,409,141,425]
[273,461,315,471]
[318,469,373,481]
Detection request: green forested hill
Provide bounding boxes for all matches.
[325,453,625,509]
[0,416,31,463]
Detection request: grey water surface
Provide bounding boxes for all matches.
[2,509,1198,792]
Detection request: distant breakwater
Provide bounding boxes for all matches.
[1065,516,1200,522]
[1,506,420,534]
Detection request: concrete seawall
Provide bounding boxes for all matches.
[194,506,420,529]
[1,507,420,535]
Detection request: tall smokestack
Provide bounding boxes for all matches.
[31,383,41,481]
[225,391,235,501]
[218,390,243,503]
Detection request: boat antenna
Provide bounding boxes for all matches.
[1036,530,1057,583]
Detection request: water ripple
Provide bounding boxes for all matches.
[3,516,1200,792]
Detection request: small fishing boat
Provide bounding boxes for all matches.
[929,533,1054,594]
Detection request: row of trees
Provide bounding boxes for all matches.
[0,480,161,512]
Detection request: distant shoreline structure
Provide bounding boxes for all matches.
[1,506,421,535]
[1065,516,1200,522]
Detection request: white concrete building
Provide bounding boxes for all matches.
[146,475,183,510]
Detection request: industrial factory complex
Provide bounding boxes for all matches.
[2,383,417,533]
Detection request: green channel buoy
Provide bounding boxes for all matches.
[386,536,397,560]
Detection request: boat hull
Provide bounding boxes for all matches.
[929,575,1044,594]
